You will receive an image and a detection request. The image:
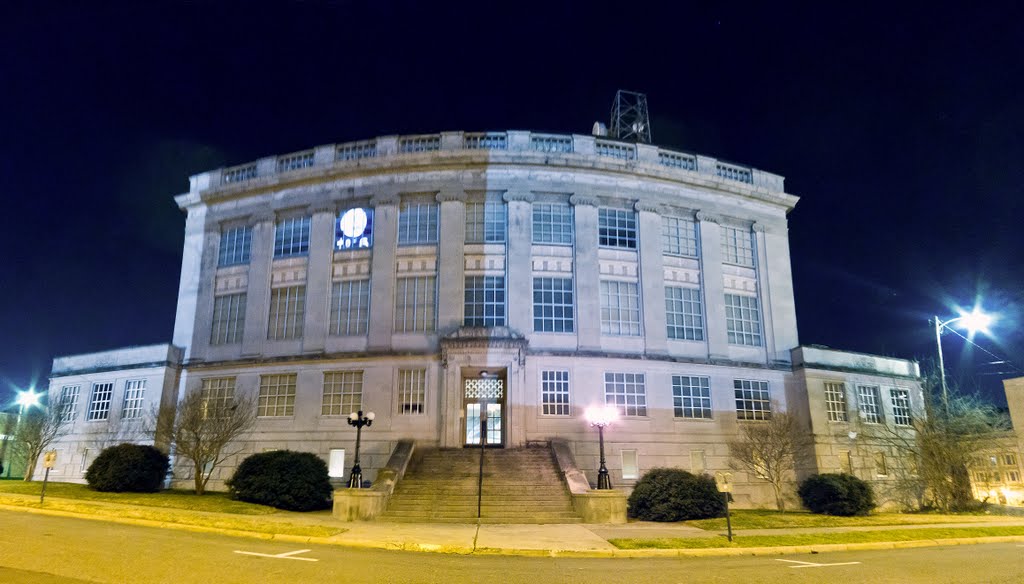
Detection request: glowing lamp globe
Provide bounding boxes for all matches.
[585,404,619,428]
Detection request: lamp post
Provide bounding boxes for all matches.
[1,390,41,478]
[933,308,993,413]
[585,404,618,490]
[346,410,374,488]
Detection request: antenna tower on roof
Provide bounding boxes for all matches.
[609,90,651,144]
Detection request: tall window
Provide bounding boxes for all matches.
[218,225,252,266]
[211,293,246,345]
[464,276,505,327]
[734,379,771,421]
[600,281,641,336]
[258,373,296,417]
[330,280,370,336]
[398,369,426,414]
[59,385,80,423]
[824,382,848,422]
[604,372,647,417]
[394,276,436,332]
[398,201,438,245]
[598,208,637,249]
[268,285,306,340]
[665,287,704,341]
[890,388,912,426]
[87,382,113,421]
[533,278,574,332]
[541,370,571,416]
[662,216,698,257]
[322,371,363,416]
[721,225,755,266]
[274,216,311,258]
[465,201,506,243]
[200,377,236,418]
[532,203,573,245]
[857,385,882,424]
[672,375,712,419]
[725,294,762,346]
[121,379,146,420]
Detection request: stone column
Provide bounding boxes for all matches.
[301,202,336,354]
[571,194,600,351]
[636,202,667,355]
[241,212,276,357]
[367,195,400,351]
[696,212,728,360]
[504,191,534,334]
[436,190,467,333]
[754,222,799,364]
[172,205,210,360]
[186,223,222,361]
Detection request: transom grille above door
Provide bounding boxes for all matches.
[465,378,504,399]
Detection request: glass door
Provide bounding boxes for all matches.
[463,377,504,447]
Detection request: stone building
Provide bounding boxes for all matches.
[43,129,925,510]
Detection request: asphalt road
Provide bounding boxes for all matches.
[1,510,1023,584]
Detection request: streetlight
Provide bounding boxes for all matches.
[933,307,994,412]
[585,404,618,490]
[2,389,42,478]
[346,410,375,488]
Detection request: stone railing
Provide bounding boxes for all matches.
[193,130,785,194]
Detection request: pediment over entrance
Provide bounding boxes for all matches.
[439,327,528,368]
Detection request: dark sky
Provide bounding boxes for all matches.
[2,2,1022,407]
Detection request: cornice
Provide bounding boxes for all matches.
[435,190,467,203]
[569,194,598,207]
[634,201,661,214]
[502,191,536,203]
[695,211,721,224]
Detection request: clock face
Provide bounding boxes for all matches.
[339,208,368,238]
[336,208,373,250]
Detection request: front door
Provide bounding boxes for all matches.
[464,377,504,447]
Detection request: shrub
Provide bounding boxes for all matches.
[86,443,169,493]
[627,467,726,522]
[227,450,332,511]
[798,473,875,516]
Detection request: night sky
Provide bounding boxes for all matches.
[2,3,1022,407]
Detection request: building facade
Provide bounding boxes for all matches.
[44,130,925,507]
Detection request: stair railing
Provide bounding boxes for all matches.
[477,411,487,519]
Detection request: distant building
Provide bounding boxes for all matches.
[44,130,925,508]
[969,377,1024,506]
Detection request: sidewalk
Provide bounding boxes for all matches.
[4,493,1024,558]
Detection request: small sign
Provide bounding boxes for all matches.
[43,450,57,469]
[335,208,373,250]
[715,471,733,492]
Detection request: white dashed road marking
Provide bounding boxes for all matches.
[776,559,861,569]
[234,548,318,562]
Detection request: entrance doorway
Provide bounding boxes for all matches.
[464,376,504,447]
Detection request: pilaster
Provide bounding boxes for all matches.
[172,206,210,360]
[186,224,221,361]
[367,195,400,350]
[504,191,535,334]
[436,190,466,332]
[241,212,275,356]
[301,202,336,354]
[636,202,667,355]
[696,211,728,360]
[571,194,600,350]
[756,222,798,363]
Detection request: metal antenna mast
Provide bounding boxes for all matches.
[609,90,651,143]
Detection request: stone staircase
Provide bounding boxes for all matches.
[379,445,581,523]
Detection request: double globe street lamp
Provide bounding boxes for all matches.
[585,404,619,490]
[346,410,375,488]
[933,308,994,413]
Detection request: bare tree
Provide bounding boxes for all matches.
[13,402,71,481]
[169,388,257,495]
[728,411,808,511]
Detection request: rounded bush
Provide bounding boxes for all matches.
[627,467,726,522]
[798,473,875,516]
[86,443,169,493]
[227,450,332,511]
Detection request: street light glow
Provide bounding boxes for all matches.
[585,404,619,428]
[957,308,993,335]
[16,389,41,409]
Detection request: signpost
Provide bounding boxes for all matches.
[40,450,56,504]
[715,471,733,542]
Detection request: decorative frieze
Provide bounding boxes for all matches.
[695,211,720,224]
[569,194,598,207]
[502,191,535,203]
[435,190,467,203]
[634,201,662,214]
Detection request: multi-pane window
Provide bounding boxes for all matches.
[200,377,236,418]
[87,382,113,421]
[330,280,370,336]
[121,379,146,420]
[890,388,912,426]
[857,385,883,424]
[398,201,438,245]
[394,276,436,332]
[598,208,637,249]
[665,287,704,341]
[541,370,570,416]
[824,382,848,422]
[600,281,641,336]
[274,216,311,258]
[721,225,755,266]
[734,379,771,421]
[464,276,506,327]
[725,294,762,346]
[268,286,305,340]
[211,293,246,345]
[218,226,252,267]
[322,371,363,416]
[258,374,296,417]
[532,203,574,245]
[604,372,647,417]
[398,369,426,415]
[465,201,506,243]
[673,375,712,419]
[662,216,698,257]
[59,385,80,423]
[532,277,574,333]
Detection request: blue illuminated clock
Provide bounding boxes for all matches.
[335,208,374,250]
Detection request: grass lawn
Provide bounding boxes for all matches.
[610,525,1024,549]
[684,509,1008,530]
[0,481,276,515]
